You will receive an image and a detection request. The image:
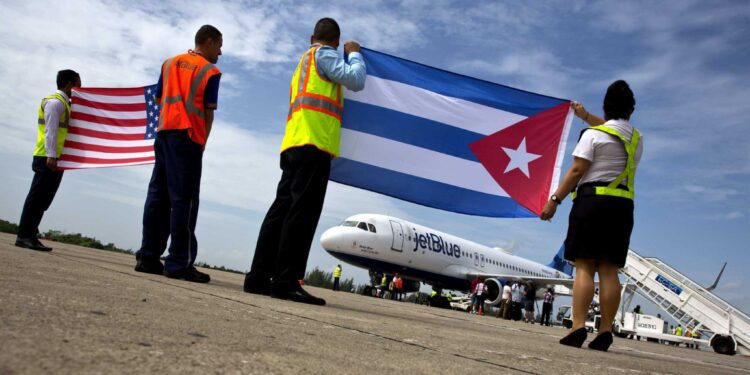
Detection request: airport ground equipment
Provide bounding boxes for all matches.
[617,249,749,355]
[615,311,710,347]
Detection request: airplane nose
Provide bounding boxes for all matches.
[320,228,339,250]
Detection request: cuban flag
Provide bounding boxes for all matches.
[331,48,573,217]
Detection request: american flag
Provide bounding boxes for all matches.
[58,85,159,169]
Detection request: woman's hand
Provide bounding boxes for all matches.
[540,199,558,221]
[571,102,588,119]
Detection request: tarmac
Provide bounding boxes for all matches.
[1,232,749,375]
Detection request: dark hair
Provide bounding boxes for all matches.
[57,69,80,89]
[195,25,222,45]
[313,18,340,42]
[603,80,635,120]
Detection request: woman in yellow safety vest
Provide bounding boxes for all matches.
[541,80,644,353]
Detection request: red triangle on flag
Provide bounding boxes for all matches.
[469,102,571,216]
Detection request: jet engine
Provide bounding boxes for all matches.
[483,278,505,306]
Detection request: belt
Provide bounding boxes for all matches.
[574,181,629,198]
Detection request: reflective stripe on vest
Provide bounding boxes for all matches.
[572,125,640,201]
[158,52,220,146]
[34,93,71,158]
[281,46,343,157]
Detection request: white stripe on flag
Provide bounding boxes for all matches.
[345,76,527,136]
[73,91,144,104]
[71,104,147,119]
[70,120,147,134]
[60,148,154,159]
[339,128,508,197]
[57,160,154,169]
[65,134,155,147]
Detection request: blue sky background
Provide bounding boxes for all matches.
[0,1,748,315]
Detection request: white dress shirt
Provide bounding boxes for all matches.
[43,90,70,158]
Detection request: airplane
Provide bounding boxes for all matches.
[320,213,576,306]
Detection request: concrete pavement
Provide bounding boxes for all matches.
[1,232,748,374]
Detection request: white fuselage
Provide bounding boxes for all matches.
[321,214,571,293]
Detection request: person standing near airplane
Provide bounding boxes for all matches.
[16,70,81,252]
[541,288,555,326]
[510,282,523,321]
[243,17,367,305]
[523,284,536,323]
[134,25,223,283]
[332,264,342,291]
[474,278,487,315]
[378,273,387,298]
[470,276,481,313]
[499,282,512,319]
[541,80,643,352]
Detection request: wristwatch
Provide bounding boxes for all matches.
[550,195,562,205]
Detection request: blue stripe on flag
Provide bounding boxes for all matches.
[330,158,535,218]
[342,100,484,162]
[359,48,567,117]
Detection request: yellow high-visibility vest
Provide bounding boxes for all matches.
[333,266,341,278]
[34,93,71,158]
[281,45,343,157]
[572,125,640,201]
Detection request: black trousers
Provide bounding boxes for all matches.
[137,130,203,273]
[542,302,553,326]
[333,277,340,291]
[247,145,331,289]
[18,156,64,238]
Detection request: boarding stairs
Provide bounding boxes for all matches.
[618,249,750,355]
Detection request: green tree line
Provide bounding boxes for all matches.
[1,218,243,274]
[304,266,362,293]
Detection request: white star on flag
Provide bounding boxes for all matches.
[501,138,541,178]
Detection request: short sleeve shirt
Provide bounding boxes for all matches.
[572,119,644,186]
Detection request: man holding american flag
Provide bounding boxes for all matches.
[16,70,81,252]
[134,25,223,283]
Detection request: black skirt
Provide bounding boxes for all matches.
[563,195,634,268]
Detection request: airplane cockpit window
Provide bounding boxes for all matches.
[357,222,368,231]
[342,221,357,227]
[367,223,376,233]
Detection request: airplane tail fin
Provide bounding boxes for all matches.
[705,262,727,291]
[547,244,574,276]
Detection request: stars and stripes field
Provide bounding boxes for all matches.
[58,85,159,170]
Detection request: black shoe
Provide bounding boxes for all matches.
[32,238,53,251]
[135,255,164,275]
[588,331,613,352]
[559,327,588,348]
[270,285,326,306]
[243,275,270,295]
[15,237,52,252]
[164,266,211,283]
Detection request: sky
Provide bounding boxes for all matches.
[0,0,748,316]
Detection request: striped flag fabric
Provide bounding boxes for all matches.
[332,48,574,217]
[58,85,159,169]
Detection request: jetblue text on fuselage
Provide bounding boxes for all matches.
[412,228,461,258]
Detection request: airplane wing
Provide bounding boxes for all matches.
[467,272,577,288]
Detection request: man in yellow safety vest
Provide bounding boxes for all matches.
[16,70,81,252]
[244,18,366,305]
[333,264,342,291]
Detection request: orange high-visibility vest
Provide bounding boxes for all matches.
[158,51,221,145]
